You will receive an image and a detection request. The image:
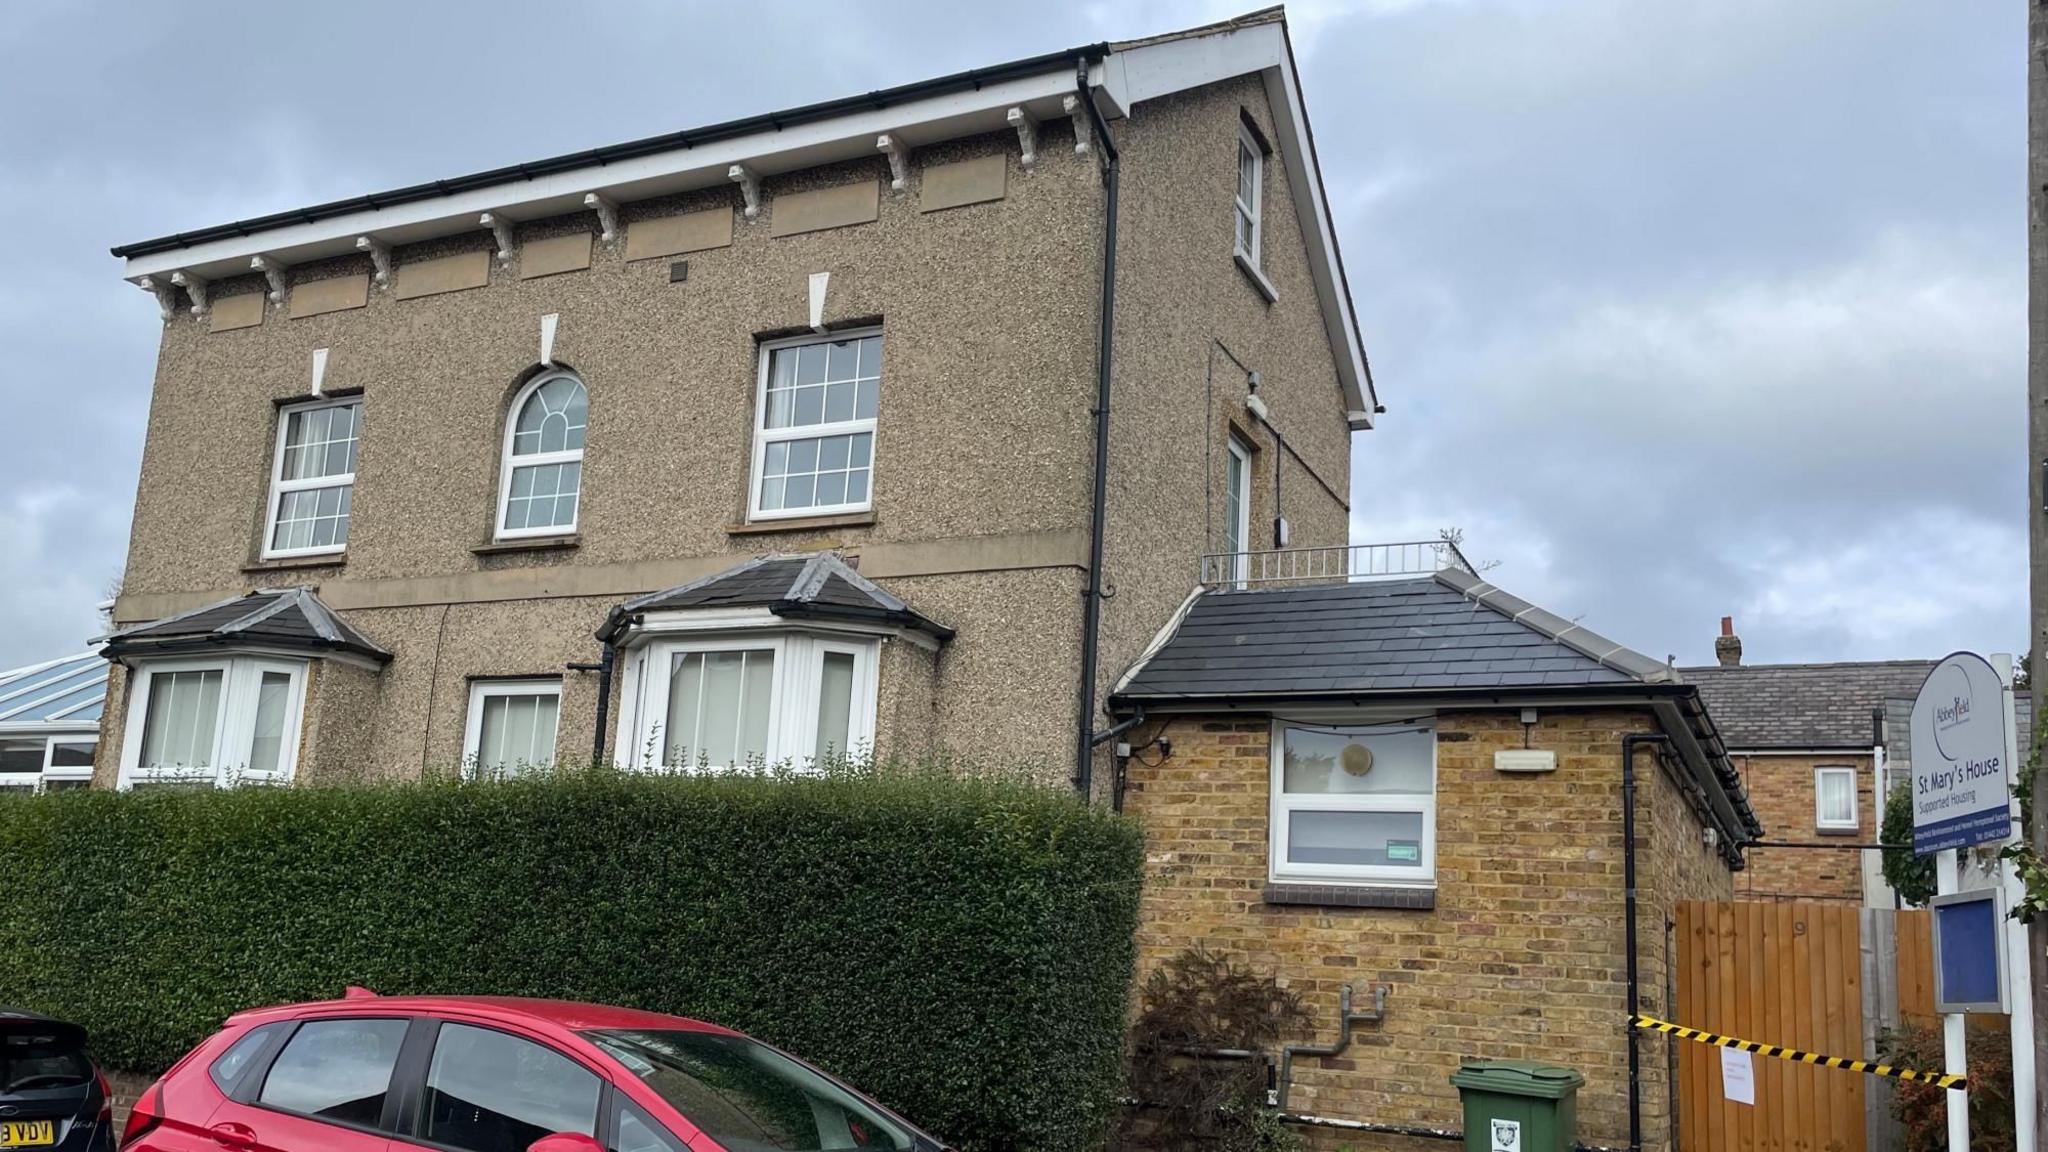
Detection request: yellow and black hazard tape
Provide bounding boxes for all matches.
[1631,1015,1966,1090]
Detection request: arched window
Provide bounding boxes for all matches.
[498,370,587,538]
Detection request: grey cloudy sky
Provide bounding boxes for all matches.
[0,0,2022,671]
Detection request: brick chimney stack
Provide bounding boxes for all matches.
[1714,616,1742,667]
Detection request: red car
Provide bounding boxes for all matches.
[119,992,948,1152]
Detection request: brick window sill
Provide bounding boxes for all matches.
[1263,883,1435,910]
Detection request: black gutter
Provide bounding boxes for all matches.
[1073,70,1120,797]
[1619,731,1668,1152]
[770,602,955,643]
[112,43,1109,260]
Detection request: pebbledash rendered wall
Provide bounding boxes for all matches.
[100,75,1353,785]
[1122,708,1735,1152]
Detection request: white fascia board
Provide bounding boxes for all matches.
[1115,23,1374,430]
[121,66,1107,283]
[0,722,102,737]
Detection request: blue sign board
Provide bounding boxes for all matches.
[1931,889,2006,1014]
[1909,653,2015,854]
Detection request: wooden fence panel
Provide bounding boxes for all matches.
[1674,902,1869,1152]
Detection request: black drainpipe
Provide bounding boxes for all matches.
[565,640,616,766]
[1619,731,1667,1152]
[1073,65,1121,797]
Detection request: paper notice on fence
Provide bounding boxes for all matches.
[1720,1046,1756,1105]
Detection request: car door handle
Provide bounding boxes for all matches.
[209,1122,259,1149]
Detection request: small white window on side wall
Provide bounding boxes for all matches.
[463,679,563,778]
[1234,121,1262,264]
[750,330,881,522]
[1270,721,1436,886]
[118,658,308,790]
[1815,766,1858,831]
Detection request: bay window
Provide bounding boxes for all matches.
[750,331,881,521]
[628,633,875,771]
[117,658,307,789]
[1270,721,1436,885]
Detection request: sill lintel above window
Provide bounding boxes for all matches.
[728,512,876,537]
[472,534,581,556]
[243,552,345,574]
[273,387,365,408]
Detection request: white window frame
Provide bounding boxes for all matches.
[748,328,882,523]
[1815,766,1859,831]
[41,738,96,791]
[116,657,308,790]
[1269,720,1438,887]
[462,679,563,777]
[1234,121,1263,265]
[0,737,97,793]
[624,630,878,772]
[1225,438,1252,586]
[262,396,359,560]
[496,369,587,541]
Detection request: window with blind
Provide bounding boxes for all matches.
[464,679,563,778]
[1815,766,1858,831]
[629,634,875,772]
[118,658,306,789]
[1270,721,1437,885]
[264,398,359,559]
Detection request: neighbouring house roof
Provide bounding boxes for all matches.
[1685,660,1940,751]
[0,652,106,732]
[97,587,392,664]
[1111,567,1760,849]
[599,553,954,644]
[110,8,1377,426]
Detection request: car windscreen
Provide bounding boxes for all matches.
[585,1029,915,1152]
[1,1031,91,1093]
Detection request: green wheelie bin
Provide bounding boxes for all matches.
[1448,1059,1584,1152]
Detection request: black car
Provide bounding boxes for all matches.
[0,1011,110,1151]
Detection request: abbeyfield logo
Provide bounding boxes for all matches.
[1930,664,1973,761]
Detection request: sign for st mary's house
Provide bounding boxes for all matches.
[1908,652,2013,854]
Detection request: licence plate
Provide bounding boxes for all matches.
[0,1121,54,1148]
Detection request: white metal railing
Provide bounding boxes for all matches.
[1196,540,1475,589]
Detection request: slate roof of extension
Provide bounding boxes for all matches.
[98,588,392,664]
[600,553,954,643]
[1687,659,2036,753]
[1113,568,1676,701]
[0,652,106,730]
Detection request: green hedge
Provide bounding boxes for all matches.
[0,770,1144,1151]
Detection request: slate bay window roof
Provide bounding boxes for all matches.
[598,552,953,644]
[98,587,392,664]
